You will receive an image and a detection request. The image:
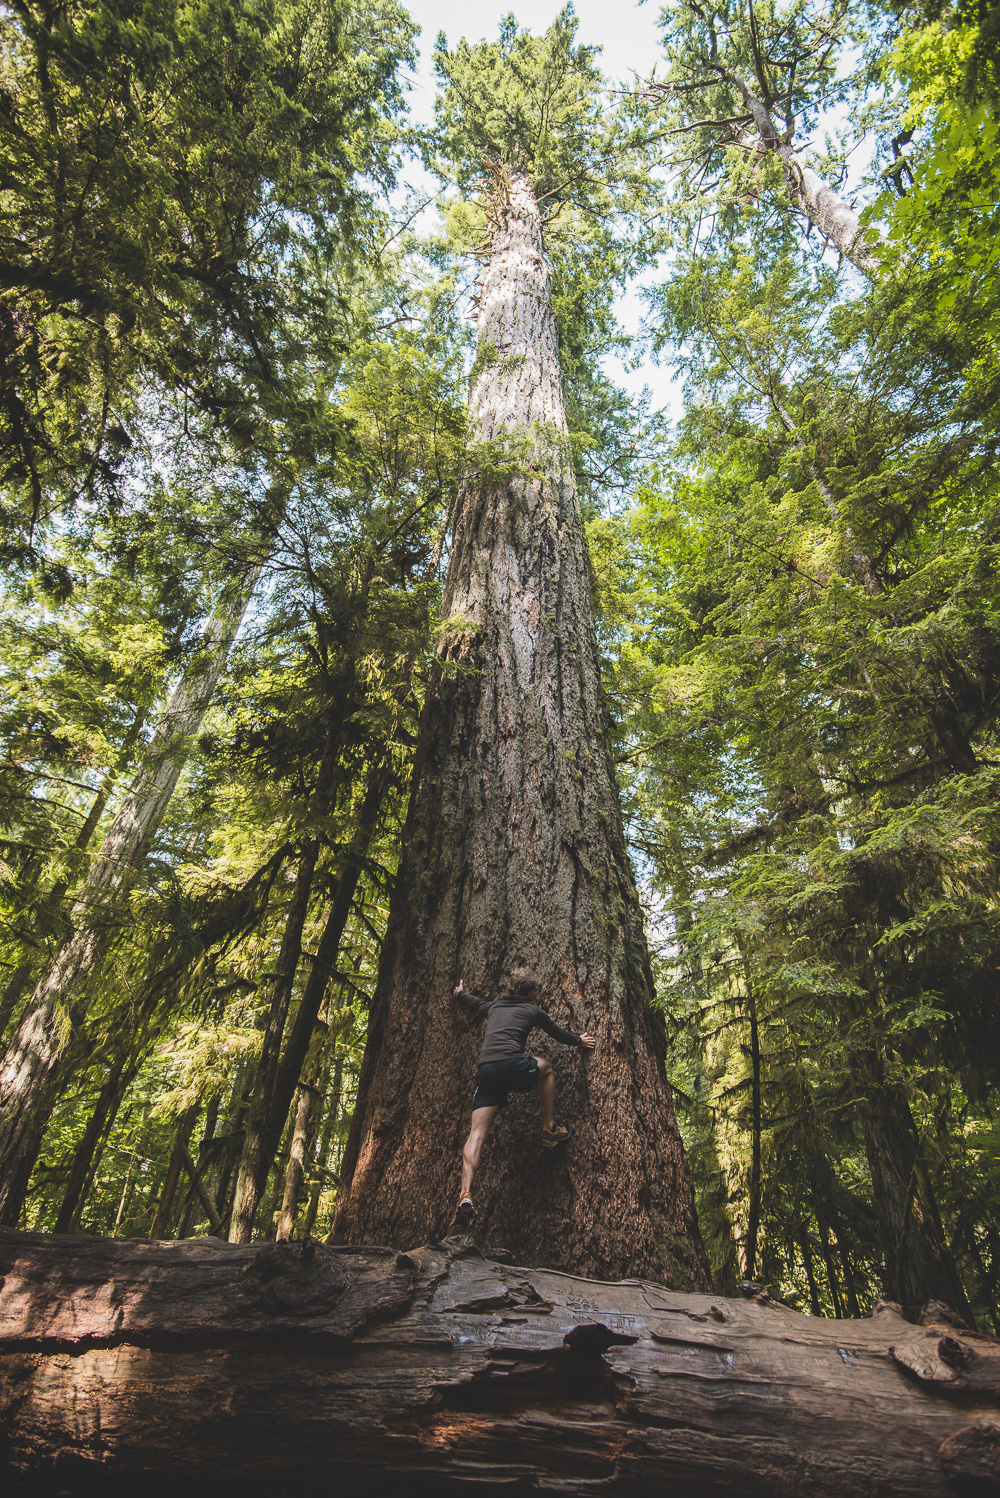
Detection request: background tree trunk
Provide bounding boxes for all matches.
[333,170,706,1287]
[735,125,880,274]
[52,1057,131,1233]
[0,566,260,1226]
[1,1227,998,1498]
[227,827,325,1243]
[276,1081,319,1241]
[150,1106,199,1240]
[854,1053,973,1321]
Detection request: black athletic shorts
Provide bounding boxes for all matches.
[472,1055,540,1110]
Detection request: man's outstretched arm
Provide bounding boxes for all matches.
[534,1009,597,1049]
[453,978,491,1019]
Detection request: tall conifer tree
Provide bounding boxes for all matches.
[333,12,707,1285]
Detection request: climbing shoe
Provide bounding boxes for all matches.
[455,1193,475,1226]
[541,1123,569,1148]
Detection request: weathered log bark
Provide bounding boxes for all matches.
[1,1227,999,1497]
[0,566,260,1225]
[333,170,706,1287]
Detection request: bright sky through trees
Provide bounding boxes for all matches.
[401,0,662,116]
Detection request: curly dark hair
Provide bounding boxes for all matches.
[509,966,540,995]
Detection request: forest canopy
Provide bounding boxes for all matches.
[0,0,998,1326]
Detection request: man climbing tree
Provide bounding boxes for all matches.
[333,11,709,1287]
[452,969,597,1225]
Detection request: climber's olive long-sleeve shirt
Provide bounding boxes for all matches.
[455,988,581,1065]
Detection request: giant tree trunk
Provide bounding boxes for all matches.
[0,567,259,1225]
[333,171,706,1288]
[2,1226,999,1497]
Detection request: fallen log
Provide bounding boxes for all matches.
[0,1226,998,1496]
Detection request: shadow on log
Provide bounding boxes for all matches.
[1,1226,998,1496]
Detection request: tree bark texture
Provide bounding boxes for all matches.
[0,567,258,1226]
[1,1227,999,1498]
[333,171,706,1288]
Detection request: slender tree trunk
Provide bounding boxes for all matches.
[0,963,32,1039]
[228,722,347,1243]
[742,981,763,1282]
[817,1215,846,1318]
[270,773,385,1140]
[276,1000,333,1242]
[305,1063,342,1239]
[214,1064,253,1232]
[52,1058,130,1233]
[39,699,153,925]
[276,1082,318,1241]
[151,1106,198,1241]
[854,1053,971,1320]
[0,567,260,1226]
[332,170,707,1287]
[968,1230,1000,1334]
[735,125,880,274]
[833,1219,864,1318]
[177,1144,224,1235]
[650,71,880,275]
[111,1145,137,1235]
[229,760,385,1242]
[177,1094,221,1238]
[798,1224,822,1316]
[725,63,879,275]
[227,846,319,1243]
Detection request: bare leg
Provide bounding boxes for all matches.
[535,1056,554,1130]
[460,1105,498,1197]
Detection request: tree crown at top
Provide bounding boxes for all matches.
[431,6,651,222]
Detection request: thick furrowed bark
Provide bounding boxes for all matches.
[333,172,707,1287]
[0,568,258,1225]
[1,1228,999,1497]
